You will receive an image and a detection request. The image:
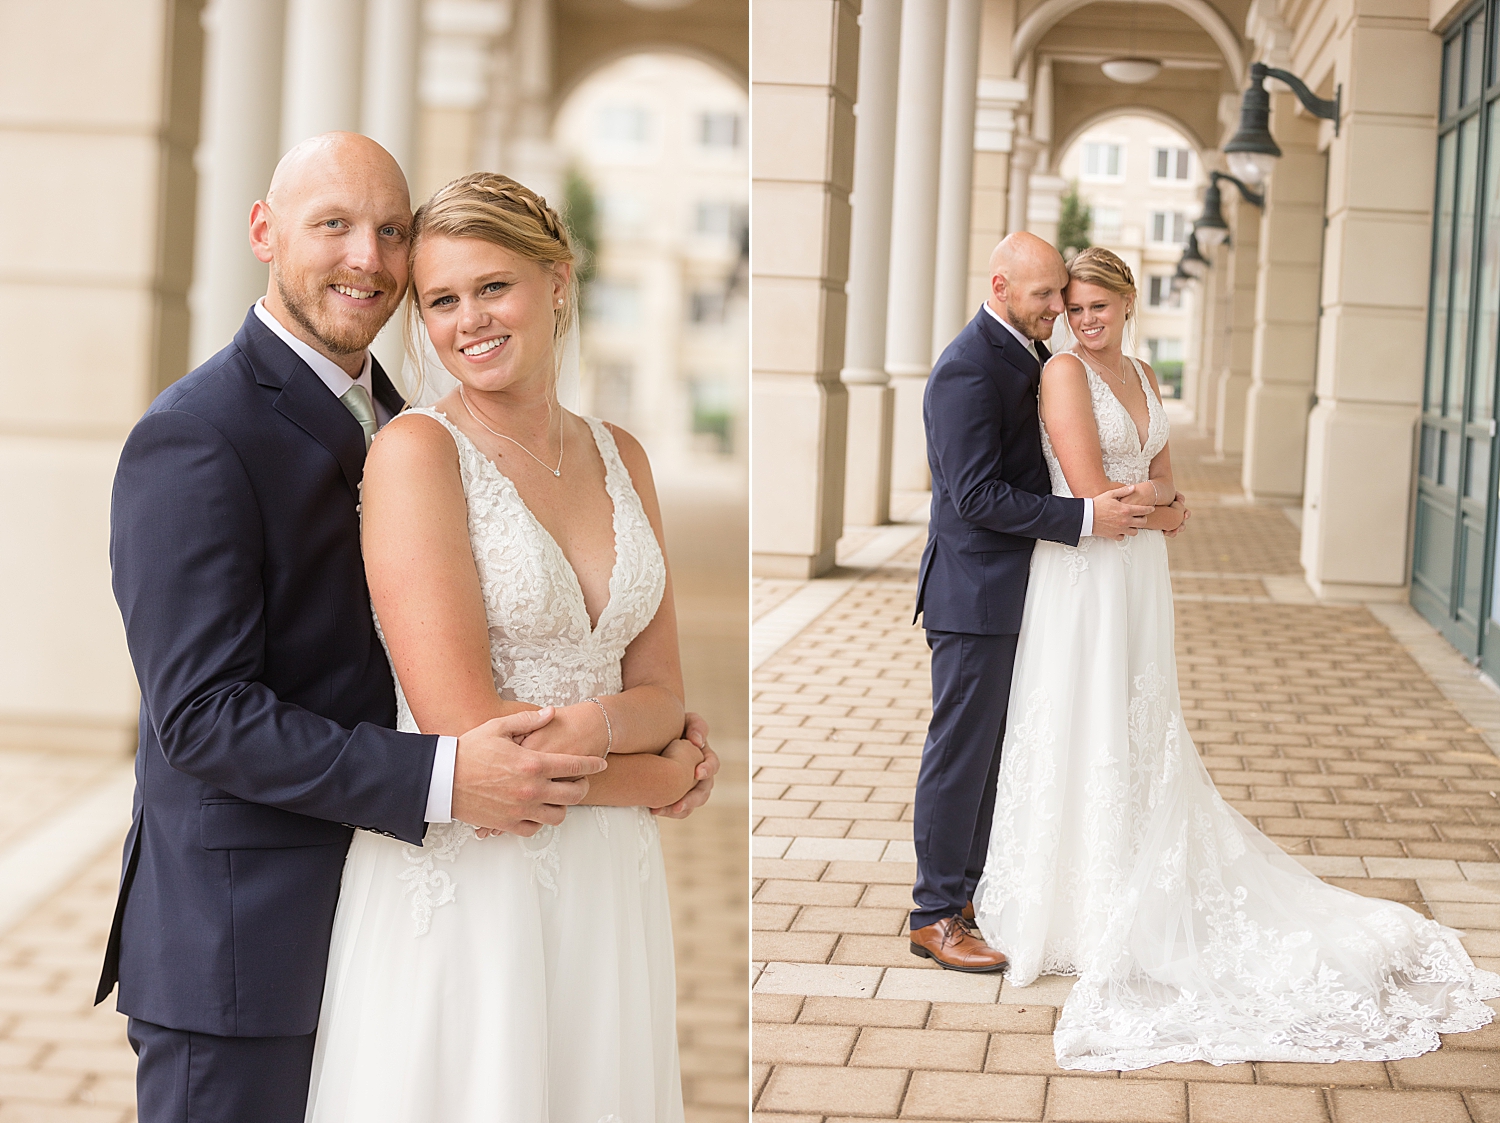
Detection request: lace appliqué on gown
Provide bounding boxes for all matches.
[372,409,666,932]
[976,355,1500,1072]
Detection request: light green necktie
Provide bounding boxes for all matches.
[340,384,378,450]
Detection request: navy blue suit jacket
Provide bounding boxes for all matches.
[97,308,438,1038]
[915,307,1086,635]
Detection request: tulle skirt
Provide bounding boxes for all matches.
[304,807,682,1122]
[975,529,1500,1071]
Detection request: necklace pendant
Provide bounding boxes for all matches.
[553,469,561,477]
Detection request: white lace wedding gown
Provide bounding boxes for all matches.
[304,409,682,1122]
[974,354,1500,1071]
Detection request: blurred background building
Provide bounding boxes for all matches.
[751,0,1466,633]
[0,1,747,1119]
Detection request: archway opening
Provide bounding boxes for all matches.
[553,51,747,480]
[1053,111,1204,401]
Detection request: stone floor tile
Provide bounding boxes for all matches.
[876,967,1002,1004]
[1470,1090,1500,1121]
[823,860,919,884]
[757,1063,908,1116]
[798,996,929,1028]
[1045,1076,1185,1122]
[753,932,838,963]
[1390,1047,1500,1088]
[1187,1083,1330,1123]
[1363,858,1465,880]
[784,838,888,862]
[900,1071,1046,1120]
[753,994,805,1023]
[756,879,866,906]
[1119,1061,1253,1083]
[792,906,907,935]
[852,1027,988,1071]
[1419,879,1500,903]
[1253,1060,1389,1086]
[930,1004,1056,1033]
[755,963,884,998]
[1328,1088,1470,1123]
[753,1022,859,1065]
[982,1032,1113,1078]
[832,935,932,969]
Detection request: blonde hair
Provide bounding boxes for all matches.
[1065,246,1140,355]
[402,172,581,404]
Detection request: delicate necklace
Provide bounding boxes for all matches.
[457,384,564,477]
[1087,351,1128,385]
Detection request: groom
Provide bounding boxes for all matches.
[910,232,1156,971]
[99,133,718,1122]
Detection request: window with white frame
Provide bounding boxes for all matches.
[1091,206,1123,241]
[1152,146,1191,181]
[1150,210,1189,245]
[697,111,741,149]
[1147,275,1181,308]
[1081,141,1124,180]
[595,103,651,145]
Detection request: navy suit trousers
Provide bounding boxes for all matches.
[910,630,1019,931]
[128,1018,315,1123]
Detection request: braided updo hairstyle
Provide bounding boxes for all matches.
[403,172,580,403]
[1064,245,1140,354]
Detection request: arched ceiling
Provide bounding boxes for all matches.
[553,0,747,106]
[1016,0,1250,82]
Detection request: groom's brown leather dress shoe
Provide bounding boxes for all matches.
[910,916,1008,973]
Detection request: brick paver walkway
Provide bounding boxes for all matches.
[0,487,749,1122]
[752,435,1500,1122]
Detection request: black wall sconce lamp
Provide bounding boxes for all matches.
[1178,231,1210,279]
[1223,61,1342,185]
[1193,171,1264,249]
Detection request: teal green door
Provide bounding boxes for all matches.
[1413,6,1500,669]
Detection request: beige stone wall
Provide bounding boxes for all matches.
[0,0,203,753]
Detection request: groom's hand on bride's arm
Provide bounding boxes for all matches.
[1091,485,1155,540]
[451,707,607,837]
[653,711,720,819]
[1163,492,1191,538]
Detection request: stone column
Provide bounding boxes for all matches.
[932,0,983,353]
[362,0,421,175]
[752,0,859,577]
[0,0,204,752]
[1006,129,1039,238]
[1242,94,1323,500]
[885,0,947,493]
[415,0,507,201]
[282,0,365,149]
[1214,190,1260,457]
[190,0,287,366]
[362,0,422,391]
[1194,239,1229,441]
[1178,281,1203,422]
[502,0,561,202]
[1301,11,1440,601]
[966,0,1023,308]
[842,0,902,528]
[1026,170,1066,247]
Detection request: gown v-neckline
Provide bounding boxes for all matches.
[431,409,621,638]
[1074,352,1152,452]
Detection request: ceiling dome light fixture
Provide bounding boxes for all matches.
[1101,57,1163,84]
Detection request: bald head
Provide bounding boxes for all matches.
[986,232,1069,343]
[249,132,413,373]
[266,131,409,212]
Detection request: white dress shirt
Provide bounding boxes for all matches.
[981,302,1095,537]
[254,299,459,823]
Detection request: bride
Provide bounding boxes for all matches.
[303,173,701,1121]
[974,246,1500,1071]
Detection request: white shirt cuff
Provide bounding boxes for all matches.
[425,735,458,823]
[1080,498,1094,538]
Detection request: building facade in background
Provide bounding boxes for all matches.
[556,52,748,479]
[1056,114,1203,398]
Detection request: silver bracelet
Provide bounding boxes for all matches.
[1150,479,1163,505]
[584,696,613,754]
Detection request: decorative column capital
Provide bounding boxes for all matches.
[974,77,1028,153]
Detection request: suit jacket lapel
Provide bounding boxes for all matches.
[371,356,407,418]
[237,310,368,500]
[976,307,1042,386]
